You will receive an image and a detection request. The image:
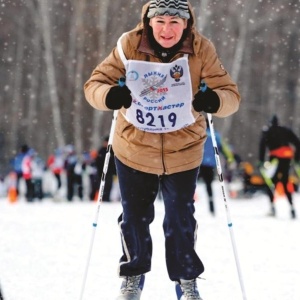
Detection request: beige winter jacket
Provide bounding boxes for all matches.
[84,1,240,175]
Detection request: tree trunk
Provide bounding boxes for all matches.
[38,0,65,148]
[26,1,41,139]
[222,2,253,138]
[91,0,110,149]
[10,19,25,151]
[197,0,210,32]
[72,0,86,154]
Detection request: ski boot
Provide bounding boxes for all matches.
[267,205,276,217]
[175,278,203,300]
[116,274,145,300]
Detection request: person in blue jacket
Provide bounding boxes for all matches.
[198,119,232,215]
[10,144,29,196]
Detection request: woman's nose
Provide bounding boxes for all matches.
[162,23,171,32]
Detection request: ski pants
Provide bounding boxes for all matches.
[269,157,293,205]
[198,165,214,198]
[25,178,35,202]
[115,157,204,281]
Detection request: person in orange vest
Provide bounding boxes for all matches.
[259,115,300,218]
[6,172,17,203]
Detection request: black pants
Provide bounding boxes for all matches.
[33,179,43,200]
[198,165,214,198]
[115,158,204,281]
[54,173,62,190]
[67,173,83,201]
[25,178,35,202]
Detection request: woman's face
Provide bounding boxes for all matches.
[149,15,187,48]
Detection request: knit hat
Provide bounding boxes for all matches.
[147,0,190,19]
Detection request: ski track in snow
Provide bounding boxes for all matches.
[1,181,300,300]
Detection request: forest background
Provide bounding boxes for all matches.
[1,0,299,174]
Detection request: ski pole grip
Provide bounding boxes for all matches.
[199,80,207,93]
[118,77,126,87]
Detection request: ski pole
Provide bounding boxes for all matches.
[258,160,278,191]
[200,81,247,300]
[79,77,125,300]
[292,159,300,180]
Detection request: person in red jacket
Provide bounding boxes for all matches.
[259,115,300,219]
[21,148,35,202]
[47,148,64,193]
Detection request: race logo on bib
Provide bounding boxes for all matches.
[170,64,184,82]
[139,72,168,103]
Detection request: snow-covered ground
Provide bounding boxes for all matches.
[1,180,300,300]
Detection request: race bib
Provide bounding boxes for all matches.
[117,34,195,133]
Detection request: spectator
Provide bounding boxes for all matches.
[85,149,99,201]
[11,144,28,196]
[21,148,35,202]
[31,153,45,200]
[64,145,83,201]
[96,136,116,202]
[47,148,65,193]
[198,119,232,215]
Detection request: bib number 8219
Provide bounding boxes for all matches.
[136,109,177,128]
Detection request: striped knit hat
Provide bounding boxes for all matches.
[147,0,190,19]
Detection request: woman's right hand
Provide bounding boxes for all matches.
[105,85,132,109]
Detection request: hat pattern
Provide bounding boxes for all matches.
[147,0,190,19]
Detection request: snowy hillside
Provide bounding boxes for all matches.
[1,181,300,300]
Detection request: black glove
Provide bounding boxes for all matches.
[105,85,132,110]
[192,86,220,113]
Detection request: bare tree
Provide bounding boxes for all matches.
[38,0,65,148]
[90,0,110,149]
[70,0,87,154]
[26,1,41,139]
[196,0,210,32]
[10,17,25,153]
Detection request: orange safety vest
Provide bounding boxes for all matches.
[269,146,294,159]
